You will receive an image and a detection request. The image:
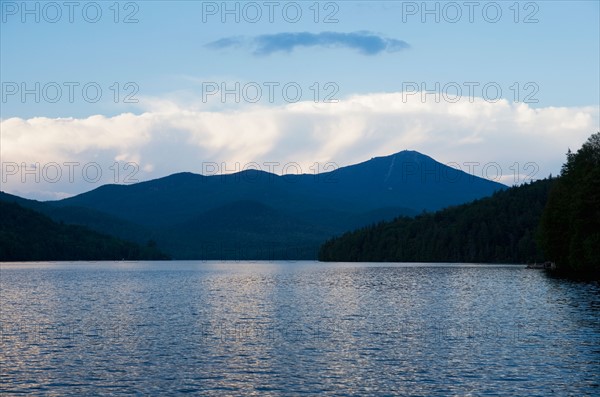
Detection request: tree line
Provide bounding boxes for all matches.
[320,133,599,278]
[0,201,169,261]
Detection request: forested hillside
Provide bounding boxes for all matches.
[319,178,555,264]
[539,132,600,277]
[320,132,600,279]
[0,201,169,261]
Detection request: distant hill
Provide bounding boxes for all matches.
[319,178,555,264]
[55,151,504,226]
[157,200,329,259]
[0,201,169,261]
[3,150,505,259]
[0,191,155,245]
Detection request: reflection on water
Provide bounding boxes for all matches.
[1,261,599,395]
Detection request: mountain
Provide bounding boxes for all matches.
[157,200,329,260]
[319,178,555,263]
[0,191,155,244]
[3,150,505,259]
[55,151,503,226]
[0,201,169,261]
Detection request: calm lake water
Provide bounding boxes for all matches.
[1,261,599,396]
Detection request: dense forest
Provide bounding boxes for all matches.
[320,132,599,278]
[319,178,554,264]
[539,132,600,277]
[0,201,169,261]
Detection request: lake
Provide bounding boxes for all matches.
[1,261,598,396]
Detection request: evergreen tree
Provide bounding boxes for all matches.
[539,132,600,277]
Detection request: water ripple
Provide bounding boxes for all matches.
[1,261,599,396]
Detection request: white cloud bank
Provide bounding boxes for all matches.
[1,92,598,200]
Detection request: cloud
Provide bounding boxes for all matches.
[1,93,598,199]
[204,36,245,50]
[206,31,410,55]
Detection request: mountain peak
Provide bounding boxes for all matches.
[385,149,434,161]
[6,149,507,259]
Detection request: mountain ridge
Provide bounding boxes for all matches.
[2,150,506,259]
[0,200,168,261]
